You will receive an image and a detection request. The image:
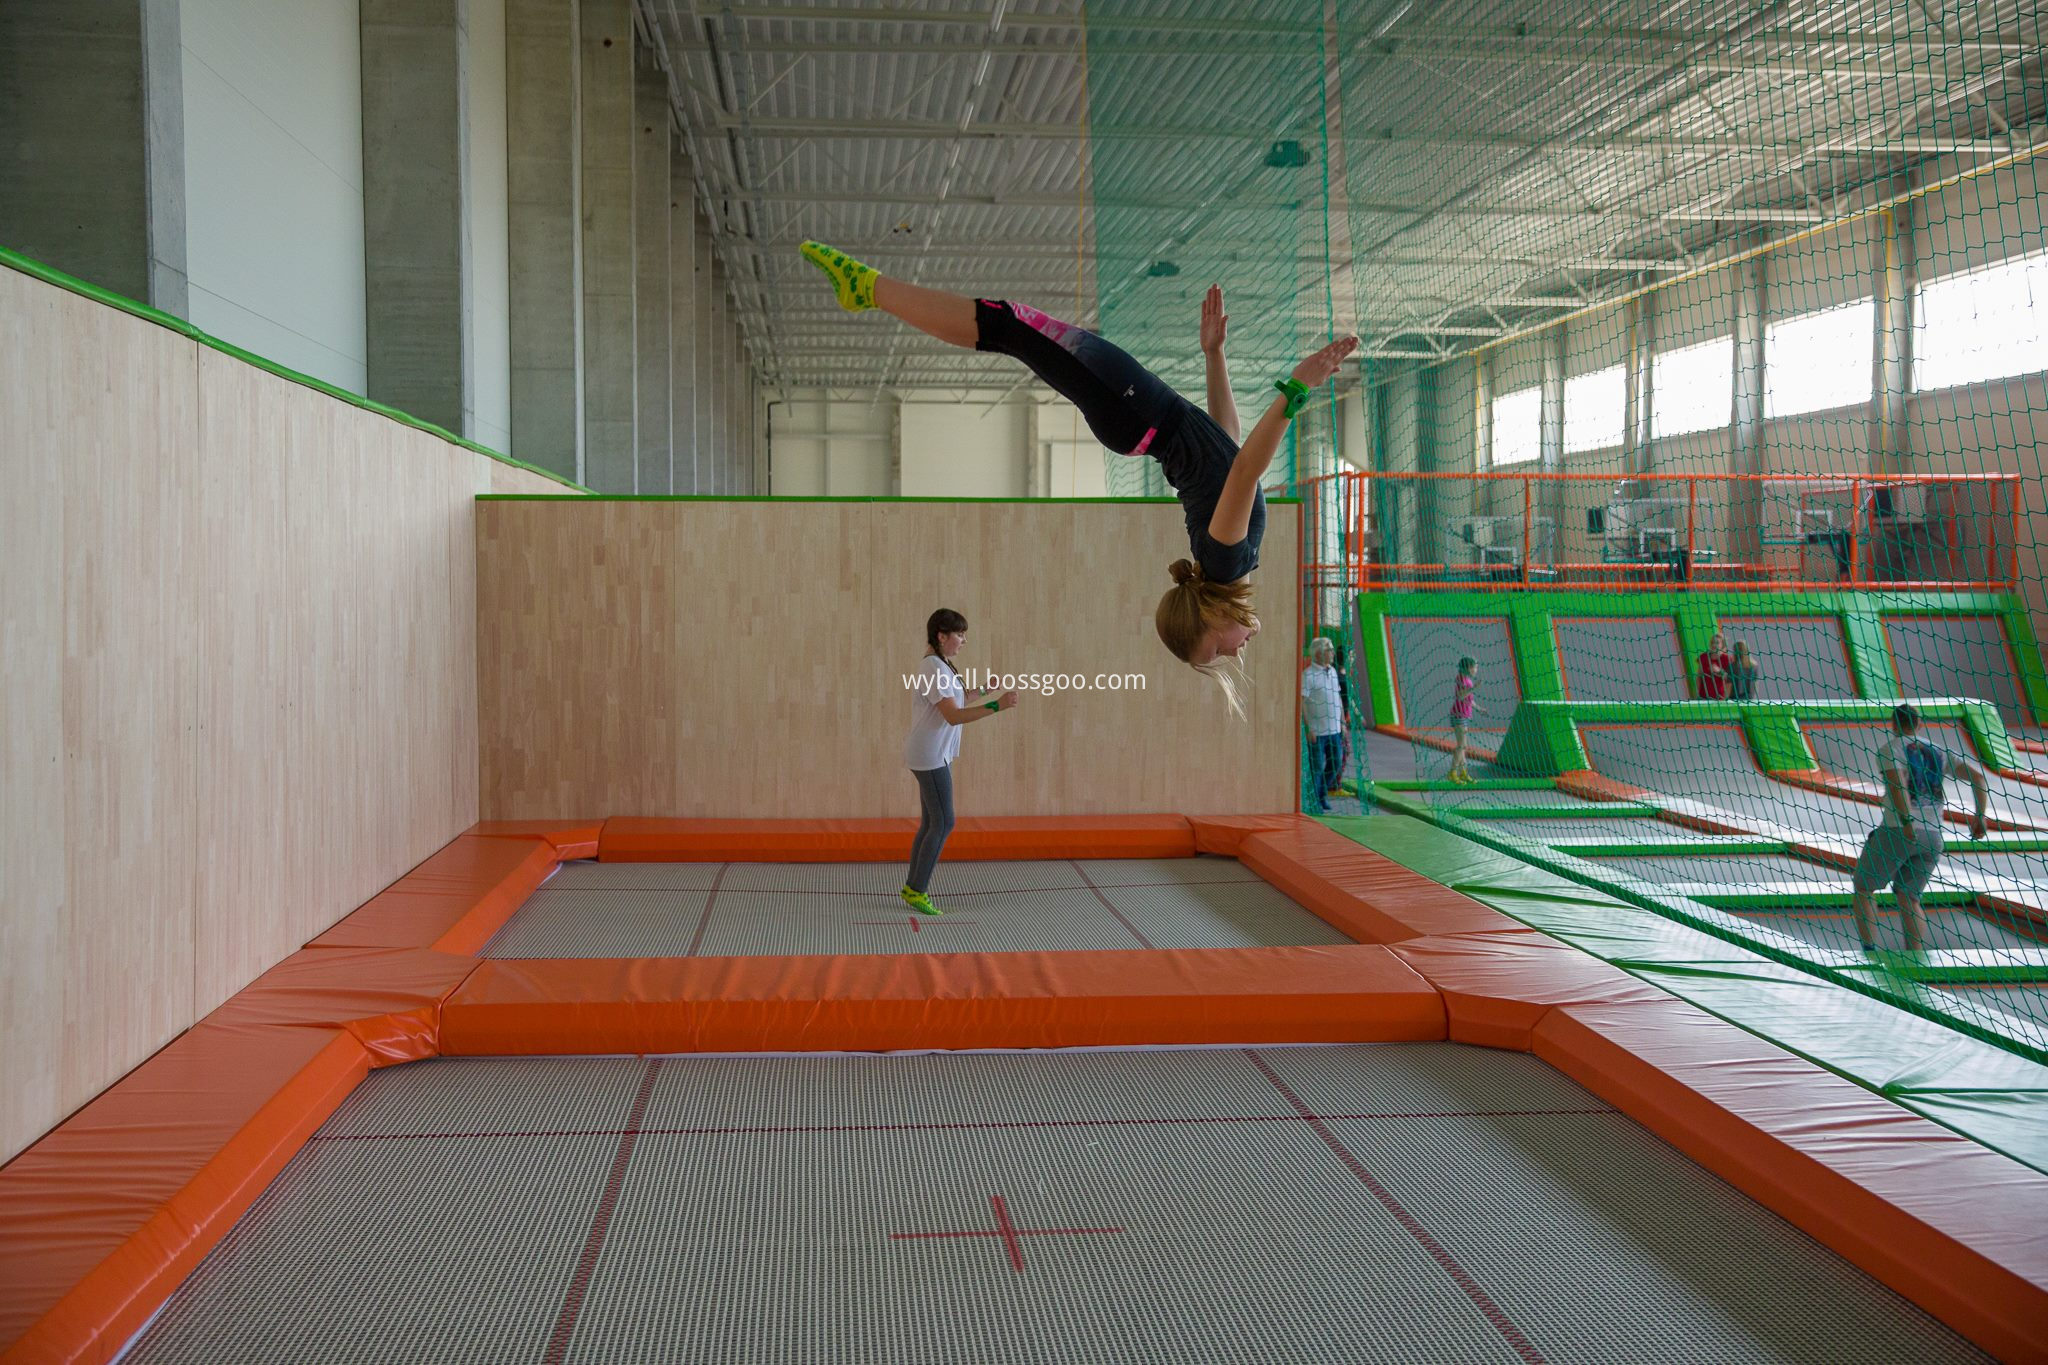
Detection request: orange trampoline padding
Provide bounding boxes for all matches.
[598,815,1198,862]
[1535,996,2048,1364]
[1388,931,1667,1050]
[439,945,1446,1054]
[472,820,603,860]
[1237,823,1528,944]
[0,949,477,1365]
[1186,815,1306,857]
[1554,768,1655,803]
[1772,767,2041,833]
[1378,724,1501,764]
[309,834,558,954]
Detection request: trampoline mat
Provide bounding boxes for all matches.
[1714,616,1859,701]
[1554,617,1688,702]
[1581,725,1893,843]
[1801,723,2048,827]
[1884,614,2029,728]
[119,1046,1987,1365]
[486,858,1351,958]
[1580,853,1845,889]
[1419,788,1610,811]
[1729,906,2043,954]
[1385,615,1520,729]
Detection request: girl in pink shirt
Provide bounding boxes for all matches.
[1448,656,1485,785]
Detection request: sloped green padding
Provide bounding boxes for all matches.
[1370,787,2048,1063]
[0,245,592,495]
[1323,811,2048,1173]
[1494,696,2012,777]
[1353,589,2048,729]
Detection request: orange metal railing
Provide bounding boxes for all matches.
[1299,470,2020,594]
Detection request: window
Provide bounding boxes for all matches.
[1564,365,1626,453]
[1490,386,1541,465]
[1652,336,1732,438]
[1765,299,1873,417]
[1914,250,2048,392]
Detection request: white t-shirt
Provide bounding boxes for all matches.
[904,654,965,771]
[1301,662,1344,738]
[1877,734,1964,828]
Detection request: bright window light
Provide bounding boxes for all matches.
[1491,386,1542,465]
[1765,299,1873,417]
[1652,336,1732,438]
[1914,250,2048,392]
[1564,365,1626,453]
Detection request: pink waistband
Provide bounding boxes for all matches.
[1131,427,1158,456]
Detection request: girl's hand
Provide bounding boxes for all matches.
[1291,336,1360,388]
[1201,286,1229,355]
[998,689,1020,711]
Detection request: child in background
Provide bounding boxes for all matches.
[1697,631,1733,701]
[1447,656,1487,785]
[902,609,1019,916]
[1730,640,1760,701]
[1301,638,1346,813]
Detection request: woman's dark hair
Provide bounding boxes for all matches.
[927,608,968,675]
[1458,656,1476,672]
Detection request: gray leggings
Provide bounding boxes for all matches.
[907,764,955,893]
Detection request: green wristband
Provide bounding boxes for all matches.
[1273,377,1308,418]
[985,699,1001,713]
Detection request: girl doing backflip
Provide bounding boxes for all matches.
[800,241,1358,715]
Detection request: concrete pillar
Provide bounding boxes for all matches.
[1731,241,1768,563]
[1873,191,1914,475]
[1625,293,1655,473]
[669,158,698,494]
[632,59,671,493]
[1539,330,1566,573]
[578,0,636,491]
[710,282,727,492]
[1414,365,1442,568]
[694,218,716,492]
[506,0,583,482]
[1472,354,1493,523]
[360,0,474,436]
[0,0,187,313]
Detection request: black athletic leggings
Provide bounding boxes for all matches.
[975,299,1187,456]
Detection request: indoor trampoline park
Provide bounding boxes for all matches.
[4,2,2048,1364]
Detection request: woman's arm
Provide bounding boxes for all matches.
[1209,336,1358,547]
[937,690,1019,725]
[1201,287,1240,442]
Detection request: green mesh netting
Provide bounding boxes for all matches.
[1085,4,2048,1060]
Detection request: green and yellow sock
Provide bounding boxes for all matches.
[801,240,879,312]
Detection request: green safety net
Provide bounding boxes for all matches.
[1083,5,2048,1061]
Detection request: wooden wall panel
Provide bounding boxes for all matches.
[477,499,1299,817]
[1,266,531,1162]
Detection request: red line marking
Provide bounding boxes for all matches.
[1069,860,1157,949]
[684,864,730,958]
[311,1107,1618,1145]
[542,1057,662,1365]
[890,1194,1122,1273]
[850,919,981,931]
[1245,1050,1546,1365]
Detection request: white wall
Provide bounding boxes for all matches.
[769,390,892,495]
[901,393,1029,496]
[181,0,367,392]
[467,0,512,451]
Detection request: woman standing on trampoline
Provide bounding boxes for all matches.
[802,241,1358,714]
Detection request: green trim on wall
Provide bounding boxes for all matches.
[3,243,593,496]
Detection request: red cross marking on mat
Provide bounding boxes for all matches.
[891,1194,1121,1272]
[851,918,979,932]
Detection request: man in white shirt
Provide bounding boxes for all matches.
[1301,638,1347,814]
[1850,704,1988,952]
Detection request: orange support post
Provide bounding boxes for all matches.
[1848,479,1863,586]
[1685,478,1697,585]
[1521,477,1532,585]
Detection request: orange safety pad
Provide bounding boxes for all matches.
[1187,814,1308,856]
[439,945,1447,1055]
[1772,767,2038,832]
[1237,822,1529,944]
[598,815,1197,862]
[1534,997,2048,1363]
[1553,768,1654,803]
[1389,931,1668,1050]
[308,834,558,955]
[472,820,602,860]
[2015,736,2048,756]
[0,1028,370,1365]
[1971,891,2048,935]
[0,948,476,1365]
[1378,724,1500,764]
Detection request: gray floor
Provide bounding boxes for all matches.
[1554,616,1689,702]
[1714,616,1859,701]
[118,1047,1987,1365]
[1582,853,1845,889]
[485,858,1355,958]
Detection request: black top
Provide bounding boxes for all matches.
[1154,403,1264,584]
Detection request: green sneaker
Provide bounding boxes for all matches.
[900,886,942,916]
[800,240,879,312]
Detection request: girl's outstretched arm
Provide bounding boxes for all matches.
[1209,336,1358,547]
[1201,286,1240,442]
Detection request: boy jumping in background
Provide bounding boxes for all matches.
[1851,704,1989,952]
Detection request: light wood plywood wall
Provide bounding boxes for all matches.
[477,499,1300,817]
[0,267,565,1163]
